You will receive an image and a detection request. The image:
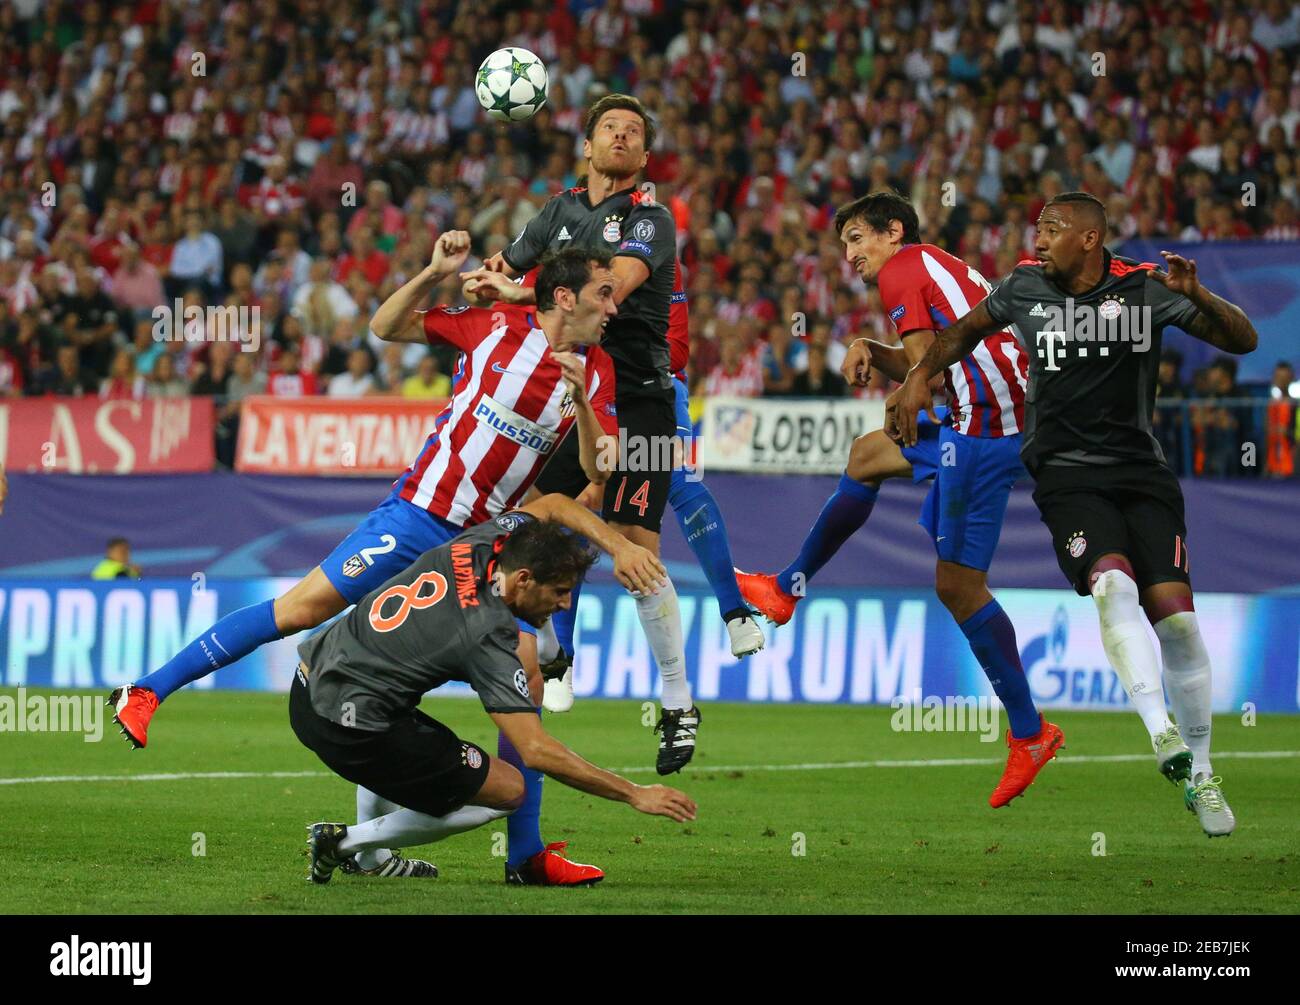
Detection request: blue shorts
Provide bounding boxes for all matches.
[900,412,1025,571]
[669,376,696,499]
[320,494,537,635]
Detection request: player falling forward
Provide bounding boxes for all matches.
[296,501,695,885]
[889,191,1257,837]
[737,192,1061,807]
[112,239,632,882]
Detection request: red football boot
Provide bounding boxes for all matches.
[989,716,1065,808]
[505,841,604,886]
[734,569,799,626]
[108,685,159,749]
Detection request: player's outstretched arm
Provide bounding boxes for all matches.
[490,711,697,822]
[1154,252,1258,355]
[520,493,667,595]
[371,230,472,341]
[884,301,1000,447]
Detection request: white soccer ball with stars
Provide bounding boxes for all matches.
[475,47,548,122]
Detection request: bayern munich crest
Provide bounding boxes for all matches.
[463,745,482,769]
[602,215,622,242]
[1068,532,1087,559]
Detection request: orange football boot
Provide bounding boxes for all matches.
[989,716,1065,808]
[108,685,159,749]
[506,841,604,886]
[734,569,798,626]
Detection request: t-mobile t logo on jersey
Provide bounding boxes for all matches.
[1032,298,1153,371]
[1035,329,1069,371]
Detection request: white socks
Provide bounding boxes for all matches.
[636,576,691,710]
[1154,611,1214,780]
[1091,569,1172,738]
[537,617,561,665]
[338,802,511,861]
[353,785,401,870]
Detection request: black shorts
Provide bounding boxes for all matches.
[1031,460,1191,596]
[534,392,675,533]
[289,670,490,818]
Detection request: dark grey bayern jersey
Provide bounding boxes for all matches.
[503,186,675,399]
[298,512,538,731]
[982,251,1201,472]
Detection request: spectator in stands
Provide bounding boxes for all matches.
[1154,349,1189,473]
[704,329,763,399]
[292,257,359,340]
[790,341,848,398]
[147,353,188,399]
[1266,359,1297,478]
[760,322,799,397]
[334,228,389,288]
[328,347,378,398]
[45,344,97,397]
[168,211,223,301]
[100,349,146,401]
[66,267,121,376]
[190,342,234,399]
[109,241,165,322]
[402,354,452,399]
[345,181,405,251]
[1201,357,1249,478]
[268,347,318,397]
[91,537,141,580]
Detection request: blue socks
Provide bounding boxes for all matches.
[959,599,1040,739]
[498,717,545,867]
[778,475,878,595]
[671,475,746,620]
[550,578,582,656]
[136,599,281,701]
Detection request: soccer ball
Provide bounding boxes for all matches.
[475,47,548,122]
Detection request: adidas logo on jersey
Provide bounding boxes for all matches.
[557,226,571,241]
[1029,302,1050,317]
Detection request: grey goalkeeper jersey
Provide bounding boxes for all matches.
[298,512,537,730]
[982,251,1201,473]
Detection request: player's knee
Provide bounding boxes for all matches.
[490,762,526,812]
[845,434,887,486]
[1089,567,1140,621]
[933,565,986,620]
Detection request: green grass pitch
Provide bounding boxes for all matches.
[2,688,1297,914]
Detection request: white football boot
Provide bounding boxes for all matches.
[542,666,575,713]
[726,613,765,657]
[1184,774,1236,837]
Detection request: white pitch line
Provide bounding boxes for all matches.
[2,750,1297,786]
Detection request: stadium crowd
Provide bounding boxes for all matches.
[0,0,1297,475]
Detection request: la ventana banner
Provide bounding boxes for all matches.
[235,395,447,476]
[0,397,214,473]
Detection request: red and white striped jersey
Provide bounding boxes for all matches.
[876,243,1027,437]
[393,305,618,527]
